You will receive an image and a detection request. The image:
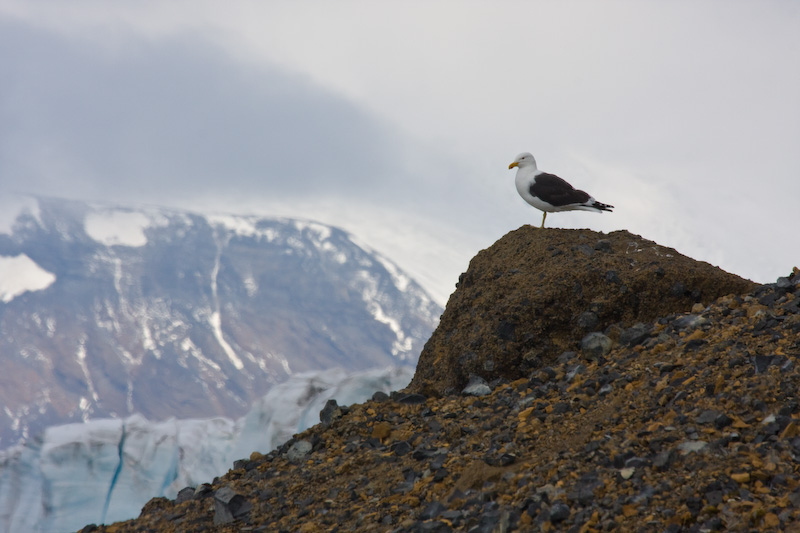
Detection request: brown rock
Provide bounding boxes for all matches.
[371,421,392,441]
[731,472,751,483]
[763,512,781,528]
[409,227,756,396]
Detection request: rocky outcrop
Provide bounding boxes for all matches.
[409,227,757,396]
[88,230,800,532]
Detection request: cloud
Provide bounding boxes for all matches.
[0,20,433,208]
[0,16,497,303]
[1,2,799,302]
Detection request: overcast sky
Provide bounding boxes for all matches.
[1,1,798,304]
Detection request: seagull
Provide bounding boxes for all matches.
[508,152,614,228]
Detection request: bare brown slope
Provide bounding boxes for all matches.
[408,227,757,396]
[90,265,800,532]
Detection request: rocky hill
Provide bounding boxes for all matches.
[87,228,800,532]
[409,227,757,396]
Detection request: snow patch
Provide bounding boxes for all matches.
[30,313,56,339]
[75,337,99,408]
[208,214,279,242]
[209,311,243,370]
[375,254,412,292]
[0,195,41,235]
[286,236,303,249]
[266,351,292,376]
[353,269,415,358]
[0,254,56,303]
[243,275,258,297]
[209,233,244,371]
[179,338,222,373]
[321,241,348,264]
[84,210,152,247]
[372,304,413,356]
[140,319,157,355]
[294,220,332,242]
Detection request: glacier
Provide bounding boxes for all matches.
[0,366,414,533]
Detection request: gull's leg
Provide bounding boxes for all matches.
[540,211,547,229]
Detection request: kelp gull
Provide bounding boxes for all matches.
[508,152,614,228]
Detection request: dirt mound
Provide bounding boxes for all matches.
[409,227,757,396]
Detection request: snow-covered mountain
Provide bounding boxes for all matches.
[0,196,440,449]
[0,366,414,533]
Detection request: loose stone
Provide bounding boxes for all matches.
[286,440,313,463]
[581,332,613,359]
[463,375,492,396]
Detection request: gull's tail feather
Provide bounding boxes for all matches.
[591,201,614,213]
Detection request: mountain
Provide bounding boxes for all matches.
[0,196,441,449]
[85,228,800,532]
[0,366,413,533]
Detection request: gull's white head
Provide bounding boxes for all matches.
[508,152,537,170]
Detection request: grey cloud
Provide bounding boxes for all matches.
[0,20,435,208]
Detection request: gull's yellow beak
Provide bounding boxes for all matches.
[508,161,519,169]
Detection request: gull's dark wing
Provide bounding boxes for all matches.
[529,173,591,207]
